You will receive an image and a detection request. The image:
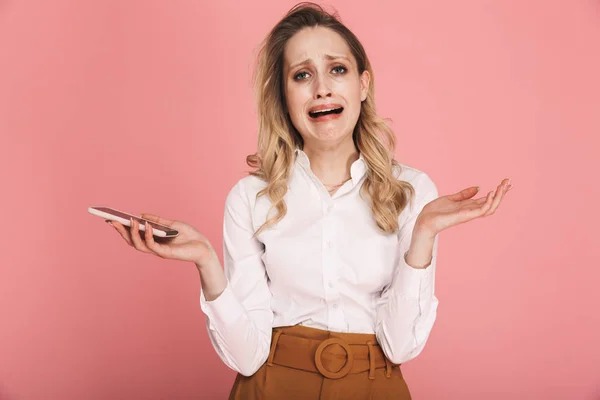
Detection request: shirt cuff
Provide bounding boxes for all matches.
[396,258,432,299]
[200,283,245,328]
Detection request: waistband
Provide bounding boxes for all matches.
[266,325,401,380]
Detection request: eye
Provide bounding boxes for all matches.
[332,65,347,74]
[292,65,348,81]
[293,71,309,81]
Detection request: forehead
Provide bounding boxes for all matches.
[283,26,353,68]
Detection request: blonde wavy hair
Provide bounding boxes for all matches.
[247,2,415,236]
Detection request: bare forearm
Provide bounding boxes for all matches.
[195,252,227,301]
[405,225,436,269]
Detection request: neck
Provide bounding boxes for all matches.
[302,138,359,185]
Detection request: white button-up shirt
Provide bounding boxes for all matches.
[200,149,440,376]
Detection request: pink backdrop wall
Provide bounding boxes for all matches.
[1,1,599,399]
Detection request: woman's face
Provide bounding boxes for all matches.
[283,26,370,148]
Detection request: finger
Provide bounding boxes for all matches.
[473,180,512,206]
[111,221,133,246]
[129,218,153,253]
[143,221,171,259]
[474,196,488,205]
[446,186,480,202]
[464,190,496,219]
[450,192,493,225]
[140,213,175,227]
[483,180,509,217]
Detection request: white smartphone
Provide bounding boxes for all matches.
[88,206,179,238]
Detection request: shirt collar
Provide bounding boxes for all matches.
[294,148,367,184]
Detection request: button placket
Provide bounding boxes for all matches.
[322,205,343,328]
[323,198,335,217]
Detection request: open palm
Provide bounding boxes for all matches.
[416,178,512,235]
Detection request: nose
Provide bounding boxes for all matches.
[313,74,332,99]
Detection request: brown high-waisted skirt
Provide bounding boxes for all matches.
[228,325,412,399]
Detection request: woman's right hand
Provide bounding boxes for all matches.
[108,213,217,267]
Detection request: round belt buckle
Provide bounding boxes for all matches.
[314,338,354,379]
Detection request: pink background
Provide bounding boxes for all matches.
[1,1,599,399]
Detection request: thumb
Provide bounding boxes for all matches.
[447,186,480,201]
[140,213,175,227]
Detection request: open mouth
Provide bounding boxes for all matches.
[308,107,344,119]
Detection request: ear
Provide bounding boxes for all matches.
[359,70,370,102]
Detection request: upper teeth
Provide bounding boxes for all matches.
[312,108,339,114]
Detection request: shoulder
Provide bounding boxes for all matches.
[225,174,268,207]
[393,163,438,200]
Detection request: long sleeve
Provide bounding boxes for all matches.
[199,179,274,376]
[375,174,439,364]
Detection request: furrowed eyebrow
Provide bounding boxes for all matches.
[289,54,351,71]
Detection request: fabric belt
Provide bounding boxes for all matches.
[266,325,400,380]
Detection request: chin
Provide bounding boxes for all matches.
[308,124,347,140]
[313,131,354,146]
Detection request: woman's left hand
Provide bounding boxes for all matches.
[415,178,512,237]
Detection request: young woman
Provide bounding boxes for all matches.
[109,3,512,398]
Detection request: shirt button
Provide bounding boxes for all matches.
[327,242,334,248]
[328,281,334,288]
[333,303,339,309]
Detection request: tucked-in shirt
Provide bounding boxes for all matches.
[200,149,440,376]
